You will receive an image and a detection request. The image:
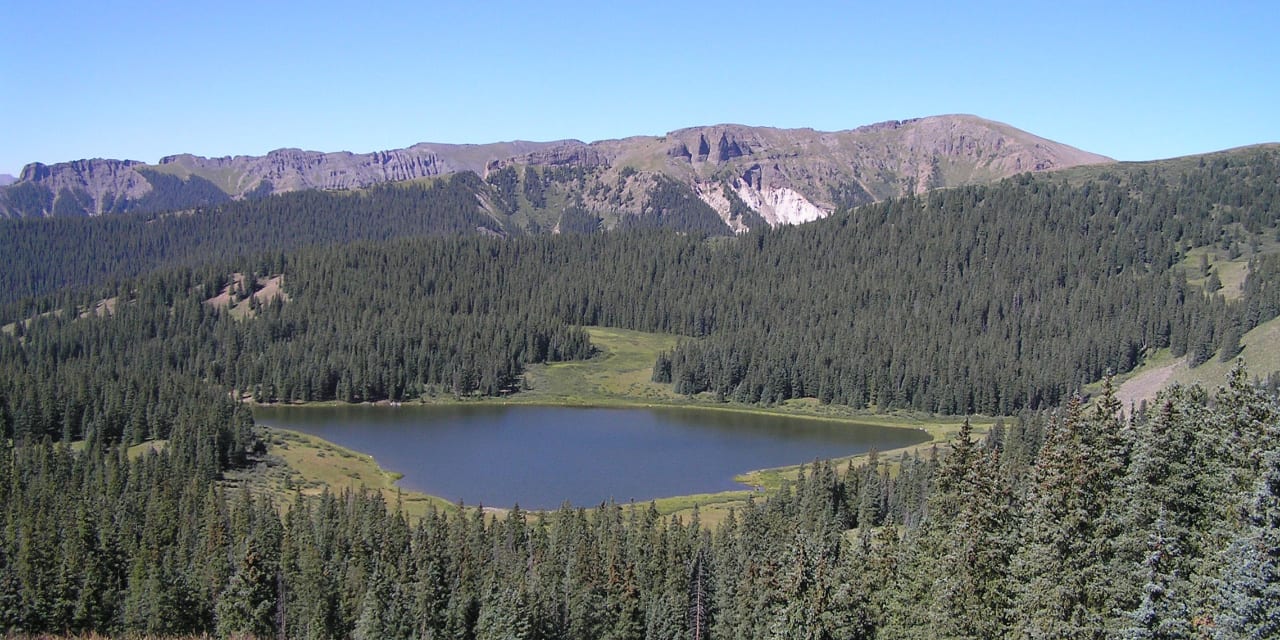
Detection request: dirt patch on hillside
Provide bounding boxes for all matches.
[1115,358,1185,411]
[204,274,288,317]
[204,275,242,309]
[78,296,118,318]
[254,275,286,304]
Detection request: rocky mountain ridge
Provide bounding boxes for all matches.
[0,115,1113,229]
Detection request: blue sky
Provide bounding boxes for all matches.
[2,1,1277,175]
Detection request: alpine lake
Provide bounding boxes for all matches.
[254,404,931,510]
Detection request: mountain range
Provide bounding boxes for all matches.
[0,115,1112,230]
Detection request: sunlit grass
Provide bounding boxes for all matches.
[253,427,455,521]
[252,326,990,522]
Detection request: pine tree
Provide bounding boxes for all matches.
[687,547,711,640]
[1121,512,1193,639]
[880,422,1016,639]
[215,549,275,637]
[1010,395,1128,638]
[768,530,870,640]
[216,533,280,639]
[352,570,393,640]
[1216,400,1280,638]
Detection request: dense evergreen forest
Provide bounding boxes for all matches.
[2,374,1277,638]
[0,166,734,307]
[2,148,1280,637]
[655,155,1280,412]
[0,173,505,307]
[5,149,1279,414]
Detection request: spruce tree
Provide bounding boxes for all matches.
[1010,395,1127,638]
[1121,512,1194,639]
[1109,383,1239,635]
[881,421,1016,639]
[1215,393,1280,638]
[215,545,279,639]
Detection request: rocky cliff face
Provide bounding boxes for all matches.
[5,158,152,216]
[0,115,1112,223]
[558,115,1113,230]
[156,140,568,195]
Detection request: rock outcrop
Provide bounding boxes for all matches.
[1,114,1112,222]
[626,116,1112,229]
[5,159,152,216]
[155,140,570,195]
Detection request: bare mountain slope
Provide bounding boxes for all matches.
[0,115,1111,227]
[592,115,1113,229]
[151,140,568,195]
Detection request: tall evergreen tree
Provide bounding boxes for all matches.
[1011,394,1128,639]
[881,421,1016,639]
[1215,381,1280,638]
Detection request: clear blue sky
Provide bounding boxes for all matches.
[2,1,1277,175]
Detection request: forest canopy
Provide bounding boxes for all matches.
[1,148,1279,637]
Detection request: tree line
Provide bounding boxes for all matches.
[4,150,1280,418]
[1,148,1279,637]
[0,164,746,309]
[0,173,505,308]
[2,371,1277,638]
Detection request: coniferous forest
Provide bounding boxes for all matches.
[2,148,1280,637]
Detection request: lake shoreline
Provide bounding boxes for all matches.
[253,401,975,522]
[246,327,990,523]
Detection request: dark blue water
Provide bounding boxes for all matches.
[253,404,928,509]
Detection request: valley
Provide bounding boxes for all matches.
[2,121,1279,639]
[5,0,1277,633]
[239,327,974,527]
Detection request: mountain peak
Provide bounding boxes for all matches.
[0,115,1113,221]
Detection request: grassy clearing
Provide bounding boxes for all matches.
[1096,313,1280,410]
[234,427,455,521]
[1169,313,1280,389]
[513,327,682,404]
[1178,244,1253,302]
[127,439,168,460]
[651,490,757,528]
[254,326,988,522]
[1176,225,1280,300]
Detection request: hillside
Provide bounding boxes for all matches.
[2,140,1278,640]
[0,115,1111,228]
[4,146,1277,416]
